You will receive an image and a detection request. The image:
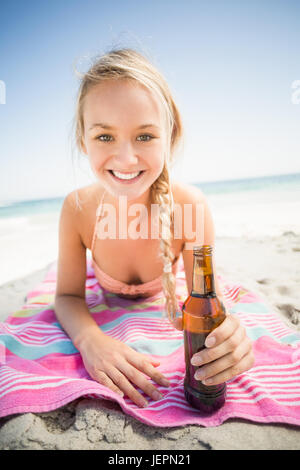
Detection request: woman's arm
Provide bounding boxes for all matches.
[178,184,225,301]
[177,183,254,384]
[54,191,171,407]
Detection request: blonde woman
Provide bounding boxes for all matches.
[54,48,254,409]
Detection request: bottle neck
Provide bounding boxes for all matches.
[192,247,216,296]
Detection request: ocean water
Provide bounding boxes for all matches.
[194,172,300,196]
[1,172,299,219]
[195,172,300,238]
[0,196,63,219]
[0,172,299,284]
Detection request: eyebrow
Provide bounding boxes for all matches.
[88,123,160,131]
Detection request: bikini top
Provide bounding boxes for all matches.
[90,189,179,298]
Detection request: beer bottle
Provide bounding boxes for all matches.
[182,245,227,413]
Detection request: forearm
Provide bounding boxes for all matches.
[54,295,105,351]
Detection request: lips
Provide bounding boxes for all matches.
[107,169,145,184]
[111,170,141,179]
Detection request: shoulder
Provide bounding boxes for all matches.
[64,183,104,212]
[171,180,206,206]
[171,180,215,246]
[61,183,105,248]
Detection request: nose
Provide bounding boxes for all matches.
[113,141,139,170]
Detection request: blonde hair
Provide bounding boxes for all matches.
[72,47,184,324]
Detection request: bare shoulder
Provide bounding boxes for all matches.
[65,183,104,212]
[171,180,205,205]
[56,183,103,299]
[171,180,214,247]
[62,182,105,248]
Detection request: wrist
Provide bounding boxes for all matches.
[73,325,105,352]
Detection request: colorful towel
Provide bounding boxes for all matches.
[0,253,300,427]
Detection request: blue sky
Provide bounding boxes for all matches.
[0,0,299,202]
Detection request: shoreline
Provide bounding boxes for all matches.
[0,233,299,449]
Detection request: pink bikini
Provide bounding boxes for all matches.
[90,189,179,298]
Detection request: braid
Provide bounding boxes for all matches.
[72,47,184,323]
[151,164,180,323]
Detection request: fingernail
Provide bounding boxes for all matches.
[162,378,170,387]
[202,378,212,385]
[191,355,202,366]
[153,391,163,400]
[141,400,148,408]
[117,391,124,397]
[205,336,215,347]
[194,369,205,380]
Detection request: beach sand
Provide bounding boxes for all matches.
[0,233,299,450]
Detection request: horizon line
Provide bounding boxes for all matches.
[1,170,300,205]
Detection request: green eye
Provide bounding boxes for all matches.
[97,134,112,142]
[96,134,154,142]
[137,134,154,141]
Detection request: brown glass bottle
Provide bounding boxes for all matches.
[182,245,227,413]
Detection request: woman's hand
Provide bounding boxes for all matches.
[78,329,170,408]
[190,314,254,384]
[172,310,255,384]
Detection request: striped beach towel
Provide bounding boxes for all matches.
[0,253,300,427]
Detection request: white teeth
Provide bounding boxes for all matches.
[111,170,141,180]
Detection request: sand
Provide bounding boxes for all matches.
[0,233,299,450]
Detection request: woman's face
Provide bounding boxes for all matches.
[81,78,167,202]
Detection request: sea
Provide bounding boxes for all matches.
[0,172,299,285]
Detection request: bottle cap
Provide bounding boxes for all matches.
[193,245,212,255]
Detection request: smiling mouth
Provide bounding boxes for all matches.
[107,170,145,181]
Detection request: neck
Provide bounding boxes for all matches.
[111,189,151,210]
[99,185,153,222]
